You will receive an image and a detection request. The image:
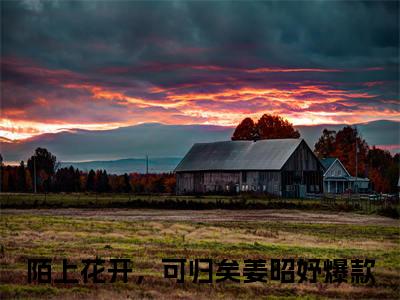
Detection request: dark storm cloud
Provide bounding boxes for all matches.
[1,0,399,141]
[2,1,398,71]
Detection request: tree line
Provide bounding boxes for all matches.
[0,149,176,194]
[1,114,398,194]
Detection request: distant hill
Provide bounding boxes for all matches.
[60,157,182,174]
[1,123,234,163]
[2,120,399,172]
[297,120,399,149]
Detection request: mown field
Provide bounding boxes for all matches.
[0,200,399,299]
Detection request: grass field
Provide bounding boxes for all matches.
[1,202,399,299]
[1,193,325,208]
[1,193,399,217]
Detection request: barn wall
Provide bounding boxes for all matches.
[177,171,242,194]
[283,141,319,171]
[177,170,281,195]
[203,171,241,193]
[281,141,323,196]
[257,171,281,195]
[176,172,194,194]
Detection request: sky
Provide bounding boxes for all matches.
[1,0,399,141]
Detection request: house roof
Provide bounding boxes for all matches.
[321,157,352,177]
[174,138,303,172]
[320,157,337,171]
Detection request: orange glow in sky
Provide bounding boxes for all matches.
[1,58,399,142]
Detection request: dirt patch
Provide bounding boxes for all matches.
[2,208,398,226]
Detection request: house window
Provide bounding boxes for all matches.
[242,172,247,183]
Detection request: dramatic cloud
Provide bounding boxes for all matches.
[1,0,399,140]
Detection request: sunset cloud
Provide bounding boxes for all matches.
[1,1,399,141]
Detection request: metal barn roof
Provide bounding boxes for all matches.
[175,139,303,172]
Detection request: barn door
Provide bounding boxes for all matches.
[194,173,204,193]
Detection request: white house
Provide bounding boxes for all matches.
[320,157,370,194]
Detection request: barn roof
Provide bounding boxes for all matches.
[175,139,303,172]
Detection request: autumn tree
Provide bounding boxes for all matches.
[232,114,300,141]
[256,114,300,139]
[315,126,368,176]
[27,148,57,192]
[164,175,176,193]
[314,129,336,158]
[150,176,165,193]
[367,147,398,192]
[333,126,368,177]
[231,117,256,140]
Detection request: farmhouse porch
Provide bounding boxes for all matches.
[324,176,370,194]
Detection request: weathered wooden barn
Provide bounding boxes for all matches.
[174,139,324,197]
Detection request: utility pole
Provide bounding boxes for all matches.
[354,126,358,194]
[144,154,149,195]
[146,155,149,175]
[33,155,37,193]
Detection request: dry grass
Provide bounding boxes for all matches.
[0,209,399,299]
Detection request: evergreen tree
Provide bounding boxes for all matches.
[86,169,96,192]
[123,173,131,193]
[17,161,27,192]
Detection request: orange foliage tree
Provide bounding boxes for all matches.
[232,114,300,141]
[231,117,256,140]
[315,126,399,193]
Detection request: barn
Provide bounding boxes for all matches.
[174,139,324,198]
